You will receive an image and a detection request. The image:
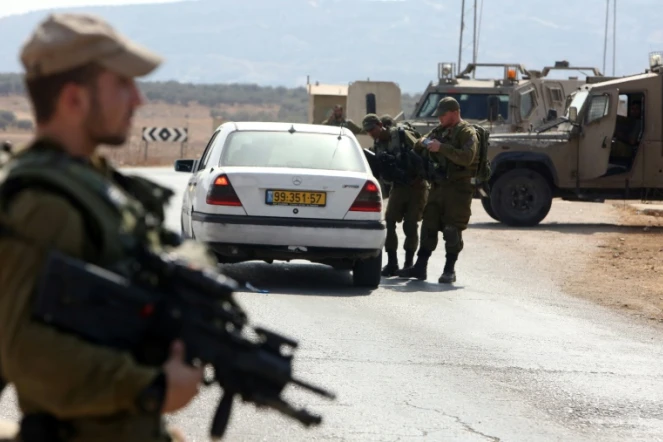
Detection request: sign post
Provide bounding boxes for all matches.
[141,126,189,161]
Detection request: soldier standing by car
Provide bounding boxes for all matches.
[361,113,429,276]
[321,104,363,134]
[397,97,478,284]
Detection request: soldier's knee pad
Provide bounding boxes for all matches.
[442,225,461,247]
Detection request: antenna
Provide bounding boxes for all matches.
[457,0,466,76]
[472,0,477,76]
[603,0,609,74]
[612,0,617,76]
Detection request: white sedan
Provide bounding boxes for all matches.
[174,121,386,288]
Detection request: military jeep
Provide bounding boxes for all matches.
[483,52,663,227]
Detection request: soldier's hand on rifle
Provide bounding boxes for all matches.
[426,139,441,153]
[162,340,204,413]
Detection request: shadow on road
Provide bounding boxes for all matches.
[380,277,464,293]
[217,261,374,297]
[470,222,661,235]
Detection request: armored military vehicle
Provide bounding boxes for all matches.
[482,52,662,227]
[406,61,604,136]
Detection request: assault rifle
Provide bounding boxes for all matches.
[31,247,335,439]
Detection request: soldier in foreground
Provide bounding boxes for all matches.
[398,97,478,283]
[321,104,363,134]
[0,13,205,442]
[362,114,428,276]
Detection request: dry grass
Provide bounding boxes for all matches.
[0,95,280,166]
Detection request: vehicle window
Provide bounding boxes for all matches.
[547,86,564,104]
[219,131,366,172]
[198,130,220,171]
[585,94,610,123]
[519,89,536,120]
[414,92,510,120]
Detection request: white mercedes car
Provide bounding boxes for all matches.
[174,121,386,288]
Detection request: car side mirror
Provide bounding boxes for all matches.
[174,159,195,173]
[568,106,578,123]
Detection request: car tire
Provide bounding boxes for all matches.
[352,251,382,288]
[490,168,552,227]
[480,197,500,222]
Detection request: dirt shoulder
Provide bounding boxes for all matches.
[564,202,663,324]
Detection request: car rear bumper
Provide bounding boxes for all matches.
[191,212,386,260]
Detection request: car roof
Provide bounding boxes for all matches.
[217,121,358,136]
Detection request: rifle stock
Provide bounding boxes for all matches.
[32,250,335,439]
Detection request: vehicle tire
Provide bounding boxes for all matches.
[490,168,552,227]
[352,251,382,288]
[481,197,500,222]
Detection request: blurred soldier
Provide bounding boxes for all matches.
[362,113,428,276]
[380,114,395,129]
[0,12,208,442]
[398,97,478,284]
[321,104,363,134]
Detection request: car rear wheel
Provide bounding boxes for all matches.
[490,168,552,227]
[352,251,382,288]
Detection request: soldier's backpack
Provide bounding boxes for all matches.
[396,121,422,139]
[471,124,491,184]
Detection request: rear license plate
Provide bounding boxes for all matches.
[265,190,327,207]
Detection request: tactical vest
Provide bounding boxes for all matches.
[429,121,479,182]
[0,143,175,267]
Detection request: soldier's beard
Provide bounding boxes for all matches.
[84,92,130,147]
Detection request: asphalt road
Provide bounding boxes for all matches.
[1,168,662,442]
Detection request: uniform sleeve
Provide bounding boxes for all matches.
[0,189,159,418]
[438,126,478,167]
[345,120,365,135]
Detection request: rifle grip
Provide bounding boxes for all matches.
[210,391,235,440]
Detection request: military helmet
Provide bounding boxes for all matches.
[361,113,382,131]
[432,97,460,117]
[380,114,395,128]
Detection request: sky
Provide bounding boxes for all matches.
[0,0,181,18]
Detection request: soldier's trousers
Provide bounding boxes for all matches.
[384,182,429,252]
[419,179,474,255]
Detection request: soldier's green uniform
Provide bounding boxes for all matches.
[0,13,203,442]
[398,97,478,284]
[362,114,429,275]
[321,105,364,135]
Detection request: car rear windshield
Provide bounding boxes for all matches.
[219,130,366,172]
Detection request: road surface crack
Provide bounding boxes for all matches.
[404,401,501,441]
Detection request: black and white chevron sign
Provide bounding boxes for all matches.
[142,127,188,142]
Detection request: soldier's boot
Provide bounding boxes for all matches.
[381,250,399,277]
[396,250,430,280]
[438,253,458,284]
[403,249,415,269]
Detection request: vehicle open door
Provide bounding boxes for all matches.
[576,89,619,180]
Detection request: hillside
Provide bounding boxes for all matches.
[1,0,661,92]
[0,74,421,166]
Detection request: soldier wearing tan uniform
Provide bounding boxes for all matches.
[0,13,209,442]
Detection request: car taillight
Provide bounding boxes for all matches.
[349,181,382,212]
[206,174,242,206]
